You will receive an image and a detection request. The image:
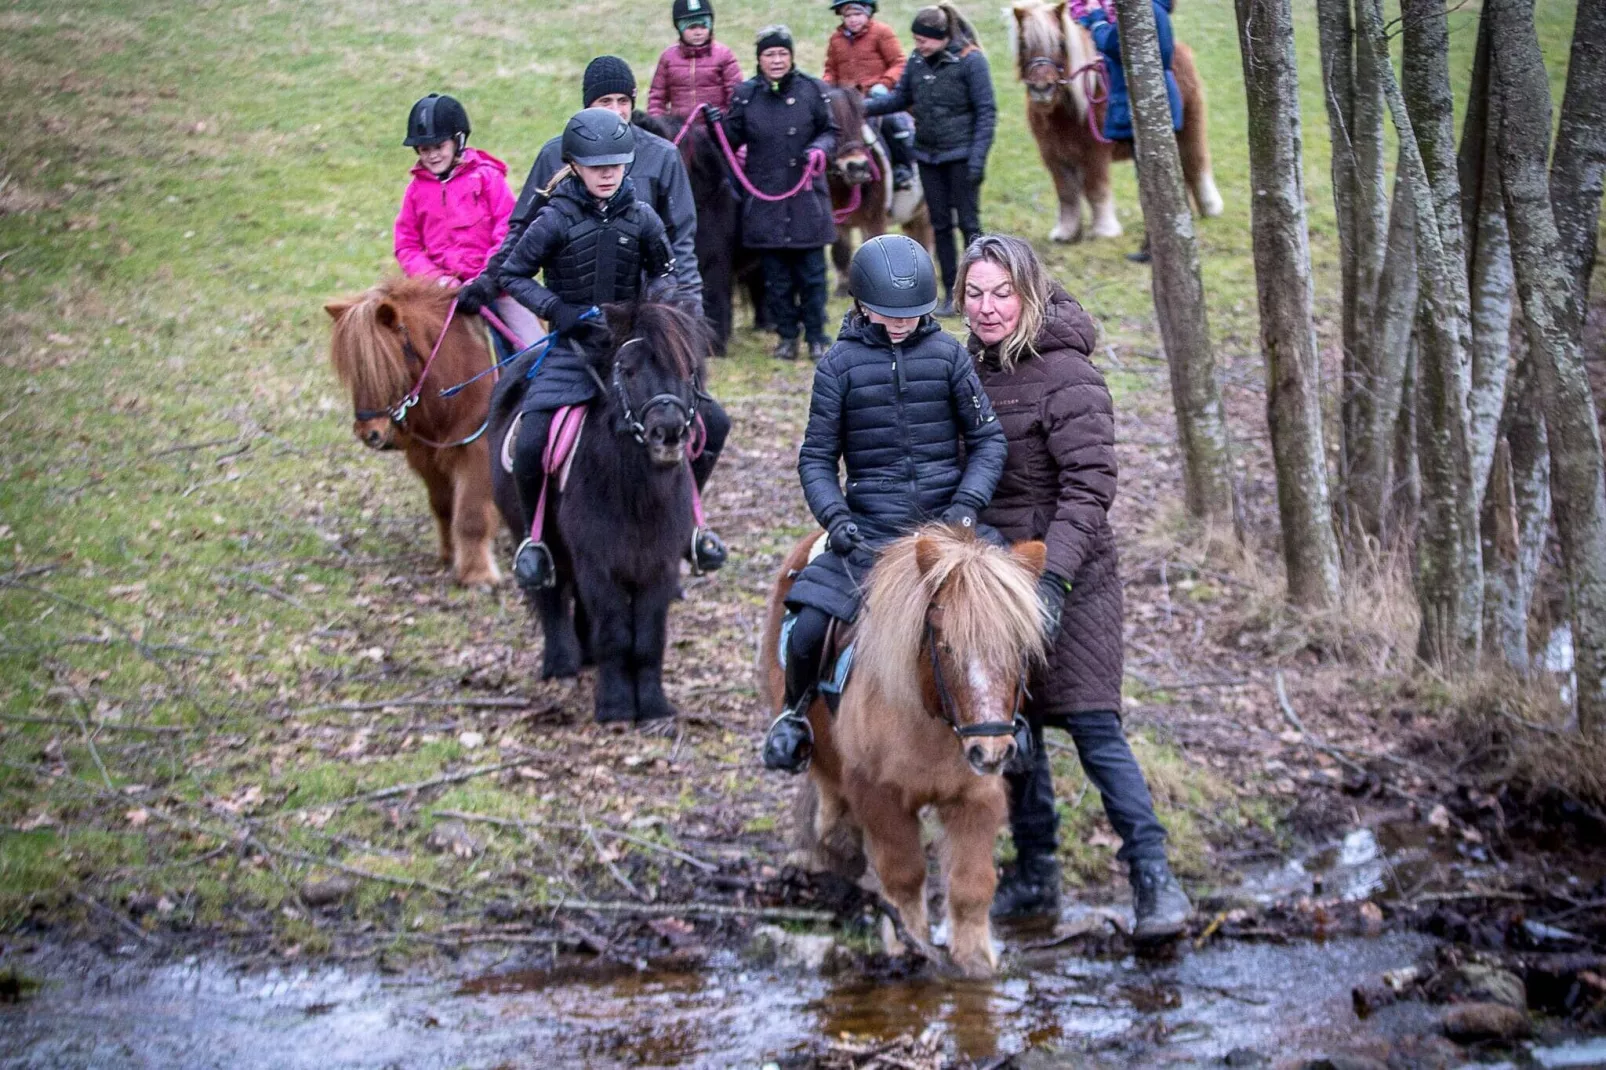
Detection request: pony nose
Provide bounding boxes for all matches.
[365,428,384,447]
[1002,741,1018,765]
[966,743,987,767]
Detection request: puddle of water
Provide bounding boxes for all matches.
[1529,1037,1606,1069]
[0,932,1443,1069]
[1234,820,1492,907]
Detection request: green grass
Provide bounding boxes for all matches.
[0,0,1583,945]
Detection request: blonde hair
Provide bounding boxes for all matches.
[914,3,982,50]
[956,234,1053,371]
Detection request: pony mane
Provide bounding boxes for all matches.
[327,276,449,410]
[854,526,1046,714]
[600,300,708,384]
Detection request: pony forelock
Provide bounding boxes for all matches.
[854,526,1046,714]
[327,276,453,413]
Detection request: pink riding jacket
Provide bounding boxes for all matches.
[647,39,743,117]
[393,147,515,282]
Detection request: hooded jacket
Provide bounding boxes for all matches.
[823,19,906,94]
[1078,0,1183,142]
[971,287,1120,715]
[648,38,744,117]
[864,41,996,171]
[393,147,515,281]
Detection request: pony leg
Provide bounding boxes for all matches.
[629,579,678,723]
[577,569,636,723]
[859,801,930,956]
[831,235,854,298]
[1043,152,1085,243]
[422,461,455,569]
[1085,148,1123,239]
[449,446,500,587]
[937,789,1007,978]
[535,582,582,680]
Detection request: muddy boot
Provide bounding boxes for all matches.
[762,705,814,773]
[933,293,956,318]
[689,527,727,574]
[772,336,800,361]
[513,538,556,592]
[991,854,1061,920]
[1130,858,1192,942]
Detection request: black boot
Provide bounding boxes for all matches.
[689,527,727,574]
[761,705,814,772]
[513,538,556,592]
[1130,858,1192,941]
[991,853,1061,920]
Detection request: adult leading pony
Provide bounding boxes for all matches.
[824,87,934,296]
[1010,0,1222,243]
[324,277,500,587]
[764,526,1048,977]
[489,301,709,724]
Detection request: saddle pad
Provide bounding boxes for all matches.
[556,412,584,492]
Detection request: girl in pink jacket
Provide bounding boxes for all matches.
[647,0,743,117]
[393,94,515,287]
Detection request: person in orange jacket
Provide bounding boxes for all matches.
[823,1,915,191]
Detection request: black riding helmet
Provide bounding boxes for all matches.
[403,94,470,149]
[831,0,877,12]
[849,234,938,318]
[672,0,713,28]
[562,107,637,167]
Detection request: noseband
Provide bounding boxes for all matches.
[588,338,699,448]
[923,613,1029,743]
[1023,55,1070,88]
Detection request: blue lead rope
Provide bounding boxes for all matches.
[437,306,601,398]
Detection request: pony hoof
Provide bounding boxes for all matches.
[541,659,581,681]
[635,699,678,724]
[595,701,636,724]
[1048,224,1081,243]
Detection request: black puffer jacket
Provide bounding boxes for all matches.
[498,175,672,323]
[865,42,996,171]
[801,314,1005,542]
[721,68,838,249]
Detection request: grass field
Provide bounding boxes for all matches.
[0,0,1583,955]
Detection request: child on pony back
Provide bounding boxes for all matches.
[647,0,743,118]
[393,94,514,289]
[762,234,1008,773]
[822,0,916,191]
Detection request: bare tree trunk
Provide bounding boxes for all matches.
[1111,0,1239,531]
[1550,0,1606,321]
[1360,0,1483,664]
[1318,0,1390,542]
[1482,322,1551,672]
[1490,0,1606,733]
[1235,0,1343,607]
[1394,339,1422,538]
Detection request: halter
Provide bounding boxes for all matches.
[587,338,699,447]
[352,296,488,447]
[1021,54,1113,145]
[923,612,1030,744]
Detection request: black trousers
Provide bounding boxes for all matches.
[761,247,829,345]
[783,605,833,705]
[1007,711,1169,865]
[918,159,982,295]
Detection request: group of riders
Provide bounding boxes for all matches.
[386,0,1194,940]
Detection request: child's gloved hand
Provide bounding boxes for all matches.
[827,518,862,555]
[940,503,977,531]
[869,84,890,98]
[455,274,498,313]
[547,302,587,335]
[702,105,725,128]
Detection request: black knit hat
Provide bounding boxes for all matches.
[755,24,794,57]
[582,55,637,107]
[672,0,713,28]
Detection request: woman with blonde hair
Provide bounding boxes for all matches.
[960,234,1192,942]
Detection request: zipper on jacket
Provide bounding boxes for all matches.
[891,344,918,500]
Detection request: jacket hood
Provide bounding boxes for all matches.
[837,310,941,350]
[969,285,1096,364]
[409,145,507,183]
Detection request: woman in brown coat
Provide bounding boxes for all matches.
[959,234,1191,941]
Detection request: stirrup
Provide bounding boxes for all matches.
[513,538,556,591]
[762,707,814,774]
[690,526,727,575]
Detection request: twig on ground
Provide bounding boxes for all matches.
[73,890,156,944]
[219,571,309,611]
[287,695,539,717]
[869,894,939,965]
[58,673,113,791]
[150,435,242,458]
[580,807,646,902]
[433,809,718,873]
[1274,671,1371,782]
[0,713,186,735]
[263,845,458,898]
[276,758,530,819]
[546,898,834,923]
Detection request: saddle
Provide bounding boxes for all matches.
[780,532,861,714]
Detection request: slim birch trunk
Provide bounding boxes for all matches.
[1549,0,1606,323]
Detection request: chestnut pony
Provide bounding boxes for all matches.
[1009,0,1222,243]
[824,87,934,296]
[764,526,1047,977]
[324,277,500,587]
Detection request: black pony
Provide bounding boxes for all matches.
[489,302,707,723]
[638,112,765,353]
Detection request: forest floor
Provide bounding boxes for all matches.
[1,0,1603,1066]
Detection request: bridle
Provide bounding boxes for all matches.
[586,337,699,448]
[923,609,1030,745]
[353,297,490,448]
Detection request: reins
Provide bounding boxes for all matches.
[1023,54,1113,145]
[681,103,829,203]
[354,296,493,449]
[831,154,881,224]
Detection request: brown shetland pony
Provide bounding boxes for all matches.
[764,526,1047,977]
[825,87,934,295]
[324,277,500,587]
[1010,0,1222,243]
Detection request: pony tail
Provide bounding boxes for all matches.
[541,164,574,199]
[942,3,981,50]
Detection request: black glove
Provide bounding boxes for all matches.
[941,503,978,532]
[456,274,498,314]
[827,518,862,556]
[702,105,725,128]
[547,302,586,335]
[1037,572,1070,642]
[967,161,986,186]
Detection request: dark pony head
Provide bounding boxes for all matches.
[592,301,709,468]
[824,88,875,186]
[636,113,727,202]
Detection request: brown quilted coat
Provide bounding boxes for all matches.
[971,287,1122,716]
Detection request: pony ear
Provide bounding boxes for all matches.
[1011,540,1049,579]
[914,536,944,578]
[324,300,354,321]
[374,301,398,329]
[1013,2,1030,23]
[1052,0,1068,18]
[601,301,636,344]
